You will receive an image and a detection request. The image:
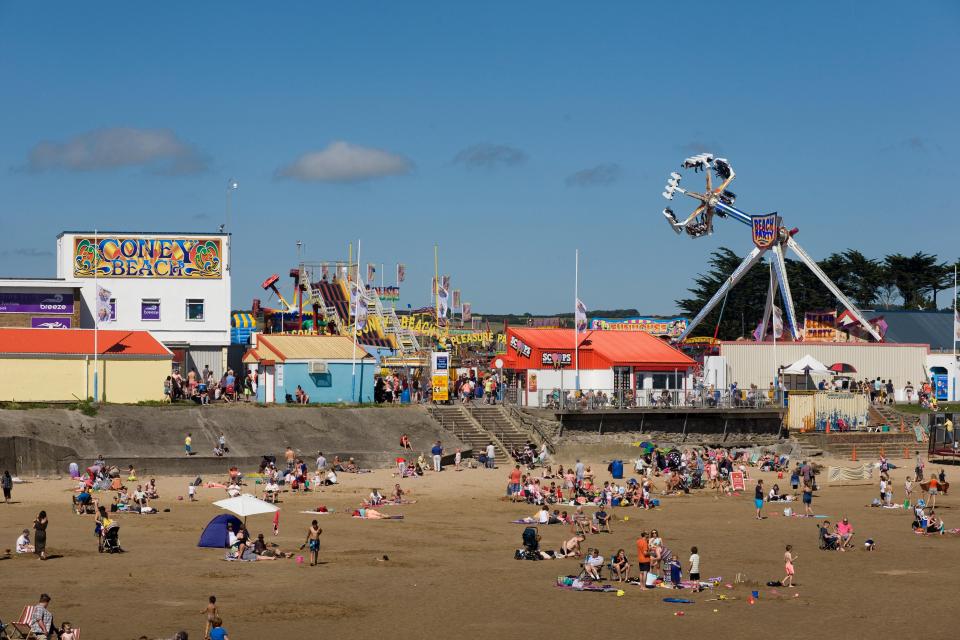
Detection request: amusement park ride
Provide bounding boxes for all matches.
[662,153,883,343]
[252,262,421,354]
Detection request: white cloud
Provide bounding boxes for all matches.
[24,127,209,175]
[276,141,413,183]
[565,163,621,187]
[452,143,527,169]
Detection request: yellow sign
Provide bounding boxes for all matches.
[431,374,449,401]
[73,236,223,279]
[399,314,505,346]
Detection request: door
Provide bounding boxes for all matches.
[265,366,275,403]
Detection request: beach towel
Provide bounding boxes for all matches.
[663,597,694,604]
[299,510,334,515]
[352,514,404,520]
[555,576,617,592]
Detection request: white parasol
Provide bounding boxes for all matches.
[213,494,279,522]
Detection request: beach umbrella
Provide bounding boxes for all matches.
[213,494,278,524]
[828,362,857,374]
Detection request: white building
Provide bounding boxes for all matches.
[56,231,231,376]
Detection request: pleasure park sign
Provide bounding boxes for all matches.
[660,153,881,343]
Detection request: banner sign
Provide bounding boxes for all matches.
[0,291,74,314]
[397,263,406,283]
[541,352,572,367]
[589,316,688,338]
[431,351,449,402]
[73,236,223,279]
[452,289,461,310]
[730,471,745,492]
[751,213,780,250]
[141,301,160,321]
[397,315,503,346]
[462,303,472,322]
[803,310,837,342]
[374,286,400,302]
[31,317,72,329]
[509,335,532,358]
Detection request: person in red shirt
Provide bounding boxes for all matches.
[507,466,523,499]
[636,531,651,585]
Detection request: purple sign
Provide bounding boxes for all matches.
[0,292,74,314]
[141,301,161,321]
[31,317,72,329]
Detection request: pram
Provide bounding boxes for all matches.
[99,524,124,553]
[514,526,542,560]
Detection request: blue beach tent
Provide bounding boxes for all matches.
[198,514,243,548]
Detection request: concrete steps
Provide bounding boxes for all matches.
[426,405,507,460]
[468,405,531,453]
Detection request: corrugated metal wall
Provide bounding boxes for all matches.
[187,346,225,379]
[720,343,928,390]
[786,391,869,431]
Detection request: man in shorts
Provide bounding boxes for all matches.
[303,520,322,566]
[636,531,651,585]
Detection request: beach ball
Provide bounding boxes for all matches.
[616,590,625,597]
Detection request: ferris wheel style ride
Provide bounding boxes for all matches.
[662,154,882,344]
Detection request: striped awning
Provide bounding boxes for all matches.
[232,313,257,329]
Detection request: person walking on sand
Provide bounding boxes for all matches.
[185,433,193,456]
[201,595,218,640]
[431,441,443,472]
[802,480,814,516]
[754,479,765,519]
[782,545,797,587]
[34,510,48,560]
[303,520,322,566]
[2,469,12,502]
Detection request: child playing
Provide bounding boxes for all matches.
[201,595,218,640]
[59,622,78,640]
[904,476,913,502]
[188,483,197,502]
[668,556,683,588]
[782,545,797,587]
[689,546,701,582]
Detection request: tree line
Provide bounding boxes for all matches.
[677,249,960,340]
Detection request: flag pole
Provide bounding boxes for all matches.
[953,263,957,401]
[574,249,580,392]
[434,244,440,333]
[351,239,361,402]
[93,229,99,404]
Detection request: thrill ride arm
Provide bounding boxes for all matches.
[677,246,767,343]
[770,244,800,340]
[785,238,883,342]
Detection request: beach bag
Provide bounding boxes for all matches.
[783,507,792,517]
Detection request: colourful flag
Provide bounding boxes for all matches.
[452,289,461,309]
[397,263,405,283]
[96,285,113,324]
[321,262,329,279]
[575,298,587,332]
[462,302,472,323]
[367,263,376,282]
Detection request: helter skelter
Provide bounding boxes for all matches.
[661,153,882,343]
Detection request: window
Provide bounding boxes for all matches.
[108,298,116,321]
[186,299,205,321]
[141,299,161,321]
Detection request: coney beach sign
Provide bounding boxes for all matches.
[73,236,222,279]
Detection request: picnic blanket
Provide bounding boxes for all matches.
[555,576,617,592]
[299,510,334,515]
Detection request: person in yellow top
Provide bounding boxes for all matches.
[185,433,192,456]
[944,417,953,444]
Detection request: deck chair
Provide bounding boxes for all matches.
[9,605,48,640]
[818,525,839,551]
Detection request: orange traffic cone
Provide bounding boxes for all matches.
[851,446,857,462]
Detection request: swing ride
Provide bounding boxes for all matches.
[661,153,883,344]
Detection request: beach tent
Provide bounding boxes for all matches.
[198,514,243,548]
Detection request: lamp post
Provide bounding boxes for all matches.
[225,178,239,231]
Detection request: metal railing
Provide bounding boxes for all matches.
[534,388,784,411]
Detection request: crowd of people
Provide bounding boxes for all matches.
[164,366,257,404]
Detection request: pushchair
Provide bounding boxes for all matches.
[100,524,124,553]
[514,526,542,560]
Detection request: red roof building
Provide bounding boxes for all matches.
[497,328,695,407]
[0,328,171,358]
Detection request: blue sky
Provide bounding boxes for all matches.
[2,1,958,315]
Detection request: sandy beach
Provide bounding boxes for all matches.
[2,453,956,639]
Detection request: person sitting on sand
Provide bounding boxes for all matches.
[16,529,35,554]
[226,483,241,498]
[253,533,293,558]
[323,469,338,486]
[559,533,585,558]
[145,479,159,500]
[369,489,384,506]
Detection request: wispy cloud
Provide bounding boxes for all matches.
[452,143,527,169]
[276,141,413,183]
[1,247,53,258]
[22,127,210,175]
[191,212,210,220]
[678,141,723,155]
[880,136,942,153]
[565,163,621,187]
